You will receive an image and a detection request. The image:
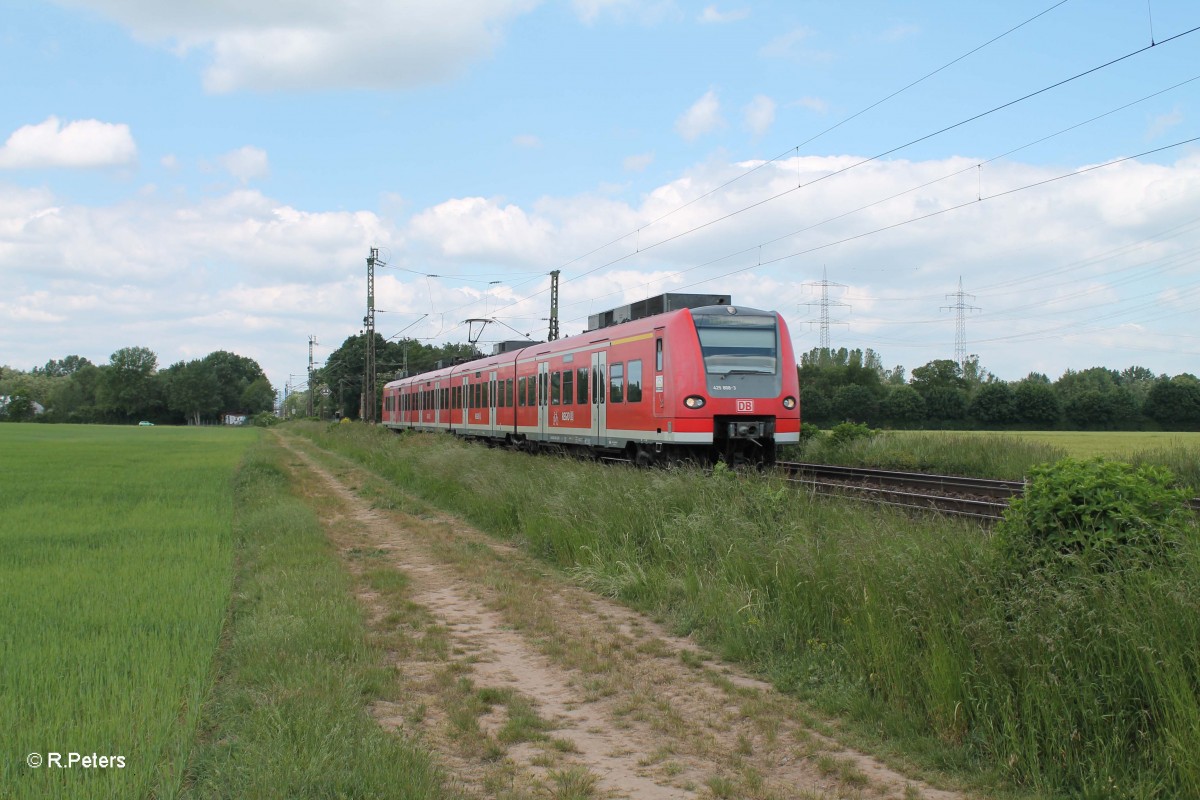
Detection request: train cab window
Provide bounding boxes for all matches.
[562,370,574,406]
[577,367,588,405]
[656,338,663,371]
[551,371,561,405]
[627,360,643,403]
[609,363,624,403]
[693,312,778,374]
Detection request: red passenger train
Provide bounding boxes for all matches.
[381,295,800,466]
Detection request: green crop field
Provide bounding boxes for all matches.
[0,424,257,800]
[948,430,1200,459]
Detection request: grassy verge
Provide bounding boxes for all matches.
[0,424,255,800]
[289,422,1200,800]
[181,437,456,799]
[788,429,1200,491]
[785,429,1068,480]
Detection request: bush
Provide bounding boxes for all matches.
[797,422,823,444]
[250,411,281,427]
[995,457,1192,574]
[828,421,875,445]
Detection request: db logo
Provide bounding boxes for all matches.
[736,400,754,413]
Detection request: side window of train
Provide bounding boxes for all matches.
[609,362,624,403]
[562,370,574,406]
[551,371,561,405]
[627,360,643,403]
[656,338,663,371]
[577,367,588,405]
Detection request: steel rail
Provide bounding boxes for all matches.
[779,461,1025,497]
[778,461,1200,520]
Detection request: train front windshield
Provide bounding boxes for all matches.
[693,314,778,374]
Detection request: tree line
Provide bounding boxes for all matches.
[0,347,276,425]
[284,333,483,420]
[800,347,1200,430]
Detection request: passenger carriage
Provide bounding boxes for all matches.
[381,294,800,466]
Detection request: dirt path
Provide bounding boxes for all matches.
[280,435,974,800]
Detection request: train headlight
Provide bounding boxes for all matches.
[782,396,796,410]
[684,395,706,409]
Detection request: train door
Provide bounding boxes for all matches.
[590,350,607,443]
[653,331,665,416]
[434,380,441,426]
[488,370,497,435]
[460,376,468,431]
[536,361,549,440]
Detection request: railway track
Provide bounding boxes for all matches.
[778,461,1200,521]
[778,461,1023,522]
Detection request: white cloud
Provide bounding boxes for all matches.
[0,116,137,169]
[3,151,1200,390]
[698,5,748,24]
[623,152,654,172]
[572,0,679,25]
[880,23,919,42]
[675,90,724,141]
[1146,106,1183,141]
[572,0,628,23]
[64,0,542,93]
[160,154,179,170]
[513,133,542,149]
[743,95,775,136]
[408,196,554,264]
[217,145,270,183]
[793,96,829,114]
[760,26,831,62]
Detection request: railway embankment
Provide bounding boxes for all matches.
[289,421,1200,799]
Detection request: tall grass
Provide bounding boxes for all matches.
[182,440,455,799]
[790,430,1200,492]
[1128,442,1200,493]
[292,422,1200,799]
[0,424,255,800]
[787,430,1068,480]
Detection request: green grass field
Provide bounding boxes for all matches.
[950,430,1200,458]
[1,424,257,799]
[1,423,457,800]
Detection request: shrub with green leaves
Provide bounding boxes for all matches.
[828,421,875,445]
[797,422,823,444]
[996,457,1192,573]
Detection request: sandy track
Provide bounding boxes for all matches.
[281,436,973,800]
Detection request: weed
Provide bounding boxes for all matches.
[547,766,599,799]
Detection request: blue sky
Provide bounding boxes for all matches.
[2,0,1198,395]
